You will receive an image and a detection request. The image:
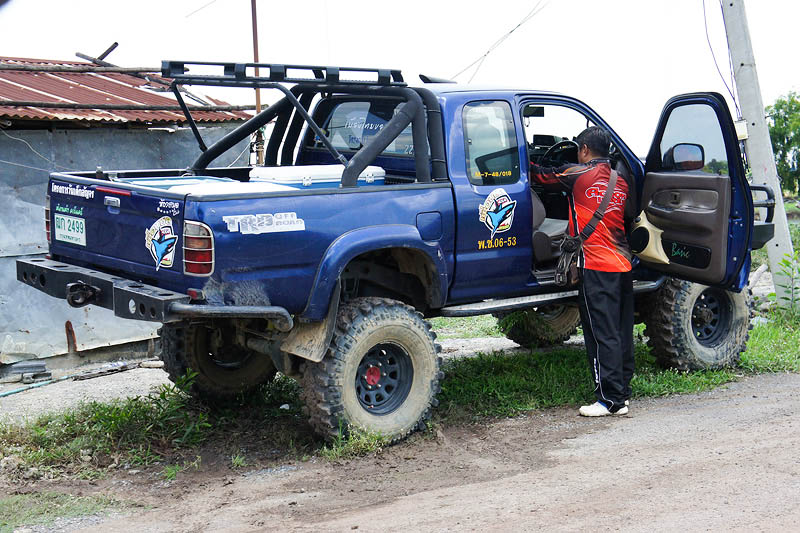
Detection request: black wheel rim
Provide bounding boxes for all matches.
[537,304,568,321]
[355,343,413,415]
[691,288,732,345]
[202,326,252,371]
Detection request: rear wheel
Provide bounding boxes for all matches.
[642,278,753,370]
[159,321,277,400]
[495,304,581,348]
[301,297,442,443]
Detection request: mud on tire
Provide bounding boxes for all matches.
[494,304,581,348]
[642,278,753,371]
[159,321,277,401]
[301,297,442,443]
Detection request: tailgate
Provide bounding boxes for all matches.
[49,177,186,284]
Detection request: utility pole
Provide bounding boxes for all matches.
[721,0,793,302]
[251,0,265,165]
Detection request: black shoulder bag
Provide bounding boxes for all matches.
[555,170,619,287]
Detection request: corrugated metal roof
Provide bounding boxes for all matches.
[0,57,252,124]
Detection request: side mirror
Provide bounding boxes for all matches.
[663,143,705,171]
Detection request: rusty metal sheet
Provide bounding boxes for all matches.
[0,57,251,123]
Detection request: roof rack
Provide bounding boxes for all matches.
[161,60,406,88]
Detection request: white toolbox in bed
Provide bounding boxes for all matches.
[248,164,385,188]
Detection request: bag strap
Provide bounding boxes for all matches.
[577,169,618,242]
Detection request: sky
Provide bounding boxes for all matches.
[1,0,797,155]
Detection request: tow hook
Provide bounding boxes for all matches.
[66,281,101,308]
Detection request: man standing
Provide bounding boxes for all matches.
[529,126,634,416]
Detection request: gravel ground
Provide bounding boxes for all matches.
[0,365,170,424]
[74,372,800,533]
[0,335,530,425]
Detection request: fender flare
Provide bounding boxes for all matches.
[300,224,449,321]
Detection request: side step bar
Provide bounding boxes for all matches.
[439,279,664,317]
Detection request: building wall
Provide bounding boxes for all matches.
[0,124,249,362]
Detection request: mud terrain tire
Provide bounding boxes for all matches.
[494,304,581,348]
[642,278,753,371]
[159,322,277,400]
[301,297,442,443]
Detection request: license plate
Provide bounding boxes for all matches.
[54,214,86,246]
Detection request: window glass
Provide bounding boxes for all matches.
[313,101,414,156]
[521,103,594,164]
[659,104,728,175]
[463,101,520,186]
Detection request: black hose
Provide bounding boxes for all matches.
[414,88,446,181]
[341,88,428,187]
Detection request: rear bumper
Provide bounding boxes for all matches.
[16,257,293,330]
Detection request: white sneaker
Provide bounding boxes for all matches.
[625,400,630,406]
[579,401,629,417]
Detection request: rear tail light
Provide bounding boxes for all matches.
[44,194,51,244]
[183,221,214,276]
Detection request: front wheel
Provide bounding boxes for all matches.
[301,297,442,443]
[642,278,753,370]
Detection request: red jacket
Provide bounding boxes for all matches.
[530,159,632,272]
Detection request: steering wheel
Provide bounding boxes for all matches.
[541,140,579,164]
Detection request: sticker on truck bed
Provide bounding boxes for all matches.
[478,188,516,239]
[145,216,178,271]
[51,182,95,200]
[222,212,305,235]
[157,199,181,217]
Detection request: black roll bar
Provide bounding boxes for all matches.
[191,95,293,171]
[281,91,315,166]
[341,87,428,187]
[166,61,440,183]
[264,88,297,165]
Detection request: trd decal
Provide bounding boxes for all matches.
[222,212,306,234]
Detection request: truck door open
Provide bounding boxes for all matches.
[632,93,753,290]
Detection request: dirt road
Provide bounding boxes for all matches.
[57,371,797,532]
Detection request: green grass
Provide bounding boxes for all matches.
[430,315,502,339]
[231,452,247,469]
[0,372,307,479]
[437,313,800,422]
[783,196,800,218]
[320,426,389,461]
[0,373,212,476]
[741,311,800,372]
[0,492,129,533]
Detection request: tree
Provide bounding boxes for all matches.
[704,159,729,175]
[767,92,800,194]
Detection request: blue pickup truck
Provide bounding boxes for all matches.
[17,61,774,441]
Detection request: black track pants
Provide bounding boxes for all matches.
[578,269,634,411]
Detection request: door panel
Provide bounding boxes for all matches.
[641,173,730,283]
[637,93,752,290]
[449,99,534,302]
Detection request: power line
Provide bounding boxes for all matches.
[185,0,220,18]
[452,1,549,82]
[703,0,741,118]
[0,129,74,170]
[0,158,62,173]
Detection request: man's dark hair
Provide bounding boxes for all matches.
[576,126,611,158]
